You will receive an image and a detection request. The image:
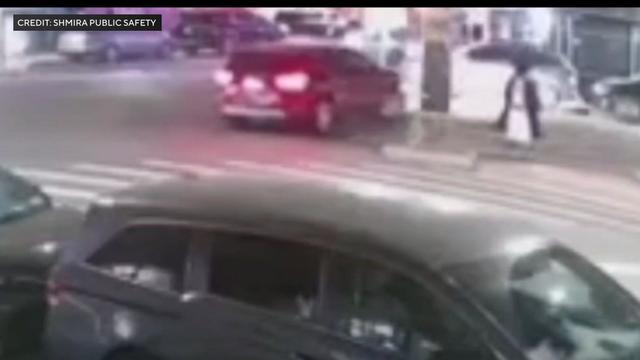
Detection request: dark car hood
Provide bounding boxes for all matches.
[0,207,83,275]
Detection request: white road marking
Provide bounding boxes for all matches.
[41,185,98,201]
[71,163,176,181]
[13,158,639,235]
[142,159,225,177]
[227,160,346,182]
[361,161,640,217]
[11,158,226,208]
[11,167,131,189]
[225,160,640,232]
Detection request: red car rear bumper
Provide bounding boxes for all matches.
[221,86,322,123]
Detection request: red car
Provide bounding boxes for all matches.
[214,39,403,134]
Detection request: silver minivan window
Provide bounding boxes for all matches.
[322,254,499,360]
[205,231,322,319]
[447,246,640,360]
[87,226,190,293]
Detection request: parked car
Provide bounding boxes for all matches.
[274,9,346,38]
[0,167,81,358]
[452,42,586,120]
[592,76,640,121]
[45,173,640,360]
[215,39,403,134]
[172,8,283,56]
[57,31,175,63]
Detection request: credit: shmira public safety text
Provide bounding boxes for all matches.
[15,18,158,28]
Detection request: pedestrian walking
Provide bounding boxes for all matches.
[497,61,542,147]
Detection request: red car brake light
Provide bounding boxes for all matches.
[242,76,266,92]
[274,71,310,92]
[213,69,233,87]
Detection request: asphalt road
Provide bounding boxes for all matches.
[0,55,404,208]
[1,55,397,164]
[1,55,640,230]
[0,55,228,166]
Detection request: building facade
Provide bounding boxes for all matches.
[461,8,640,96]
[552,8,640,88]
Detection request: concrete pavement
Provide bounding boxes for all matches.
[382,109,640,180]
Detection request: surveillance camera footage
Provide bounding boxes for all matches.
[1,7,640,360]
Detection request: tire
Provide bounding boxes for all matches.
[313,101,336,136]
[103,45,121,63]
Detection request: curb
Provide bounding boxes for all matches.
[476,149,537,162]
[381,145,478,170]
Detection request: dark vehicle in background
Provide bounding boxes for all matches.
[172,8,283,56]
[592,76,640,121]
[274,10,346,38]
[57,30,175,63]
[0,167,81,358]
[44,174,640,360]
[215,39,403,134]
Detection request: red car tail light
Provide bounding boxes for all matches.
[274,72,310,92]
[242,76,266,92]
[213,69,233,87]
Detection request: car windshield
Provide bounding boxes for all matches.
[0,168,50,225]
[446,246,640,360]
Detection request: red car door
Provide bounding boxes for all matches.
[326,49,377,116]
[330,49,397,117]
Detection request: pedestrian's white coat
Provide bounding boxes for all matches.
[506,77,533,145]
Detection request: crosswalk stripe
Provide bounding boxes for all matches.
[304,161,640,227]
[41,185,99,201]
[224,160,639,233]
[14,158,640,235]
[227,160,349,182]
[483,163,640,203]
[360,161,640,218]
[11,167,131,189]
[143,159,225,177]
[71,163,176,181]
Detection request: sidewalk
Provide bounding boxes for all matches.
[383,109,640,181]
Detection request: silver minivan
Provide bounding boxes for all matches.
[44,176,640,360]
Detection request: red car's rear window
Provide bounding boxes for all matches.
[228,48,329,73]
